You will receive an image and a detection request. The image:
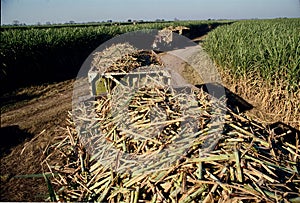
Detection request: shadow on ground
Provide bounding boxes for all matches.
[267,122,300,143]
[0,125,34,157]
[196,83,253,113]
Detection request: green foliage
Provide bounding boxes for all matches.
[0,20,228,92]
[204,18,300,91]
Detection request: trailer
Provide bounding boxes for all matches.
[88,48,170,97]
[88,67,172,96]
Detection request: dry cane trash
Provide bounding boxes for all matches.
[42,43,300,202]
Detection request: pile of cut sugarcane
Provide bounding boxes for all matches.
[42,44,299,202]
[91,43,163,73]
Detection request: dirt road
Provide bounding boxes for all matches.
[1,80,74,201]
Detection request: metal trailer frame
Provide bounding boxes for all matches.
[88,67,172,96]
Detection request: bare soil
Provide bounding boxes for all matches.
[0,79,74,201]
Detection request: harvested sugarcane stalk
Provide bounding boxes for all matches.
[43,89,299,202]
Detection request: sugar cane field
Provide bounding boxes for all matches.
[0,19,299,202]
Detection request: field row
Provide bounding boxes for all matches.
[203,18,300,91]
[0,20,227,93]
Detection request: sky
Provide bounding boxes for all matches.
[1,0,300,25]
